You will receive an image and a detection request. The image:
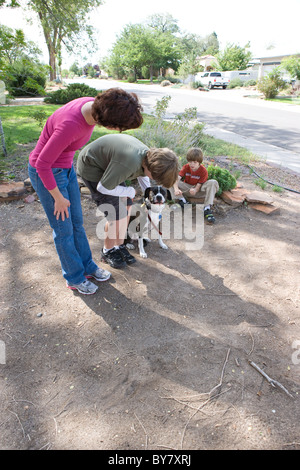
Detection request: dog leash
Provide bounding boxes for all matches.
[142,201,162,236]
[147,213,162,236]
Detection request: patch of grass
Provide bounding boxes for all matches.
[254,178,267,190]
[272,184,283,193]
[0,105,60,154]
[118,79,160,85]
[269,95,300,105]
[0,102,260,180]
[201,134,259,164]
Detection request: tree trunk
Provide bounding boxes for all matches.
[37,11,57,81]
[48,45,56,81]
[149,64,153,82]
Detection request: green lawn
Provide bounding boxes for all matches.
[271,95,300,105]
[0,103,257,179]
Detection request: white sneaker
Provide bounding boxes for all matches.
[85,267,111,281]
[67,279,98,295]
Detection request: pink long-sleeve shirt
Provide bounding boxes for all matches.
[29,97,95,190]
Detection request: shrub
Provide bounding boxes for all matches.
[257,68,287,99]
[207,164,236,195]
[30,109,48,129]
[4,59,48,97]
[132,95,205,157]
[228,78,243,89]
[244,79,257,86]
[44,82,98,104]
[191,81,203,89]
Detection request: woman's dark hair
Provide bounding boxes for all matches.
[91,88,143,131]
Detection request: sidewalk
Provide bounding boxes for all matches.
[203,124,300,175]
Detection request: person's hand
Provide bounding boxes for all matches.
[53,195,70,221]
[174,188,182,196]
[189,186,199,196]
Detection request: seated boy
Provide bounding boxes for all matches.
[77,133,179,268]
[172,147,219,223]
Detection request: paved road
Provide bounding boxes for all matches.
[65,79,300,175]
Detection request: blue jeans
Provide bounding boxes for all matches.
[28,164,98,285]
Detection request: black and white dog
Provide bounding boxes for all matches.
[126,186,172,258]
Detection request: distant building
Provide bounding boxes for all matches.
[251,49,300,79]
[196,55,219,71]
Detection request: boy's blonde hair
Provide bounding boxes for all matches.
[144,148,179,188]
[186,147,204,164]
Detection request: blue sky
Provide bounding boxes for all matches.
[1,0,300,66]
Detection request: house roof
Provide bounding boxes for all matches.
[252,48,300,60]
[196,55,217,60]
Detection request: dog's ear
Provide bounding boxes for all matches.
[144,187,152,200]
[166,189,172,201]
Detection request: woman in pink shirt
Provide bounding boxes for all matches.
[28,88,143,294]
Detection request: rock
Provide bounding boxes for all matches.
[220,188,248,207]
[249,203,280,215]
[24,194,37,204]
[23,178,34,192]
[80,186,90,194]
[245,191,274,205]
[0,181,27,201]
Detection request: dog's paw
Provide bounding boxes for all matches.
[160,243,168,250]
[140,252,148,258]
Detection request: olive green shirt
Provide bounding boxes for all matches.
[77,134,149,189]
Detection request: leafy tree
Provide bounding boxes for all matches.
[0,0,104,81]
[0,25,26,65]
[280,55,300,80]
[205,32,219,56]
[0,25,41,67]
[0,0,20,6]
[178,32,219,78]
[146,14,182,77]
[147,13,180,34]
[0,24,47,96]
[4,58,49,96]
[110,24,161,81]
[216,42,252,71]
[69,61,82,76]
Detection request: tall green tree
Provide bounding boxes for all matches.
[216,42,252,71]
[280,55,300,80]
[177,31,219,78]
[146,13,182,76]
[0,0,104,80]
[111,24,160,82]
[0,24,41,67]
[147,13,180,34]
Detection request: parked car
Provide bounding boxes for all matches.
[199,72,230,89]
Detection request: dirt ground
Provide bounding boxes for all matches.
[1,140,300,452]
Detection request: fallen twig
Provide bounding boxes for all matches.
[134,412,149,449]
[180,348,231,448]
[249,361,294,398]
[209,348,231,398]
